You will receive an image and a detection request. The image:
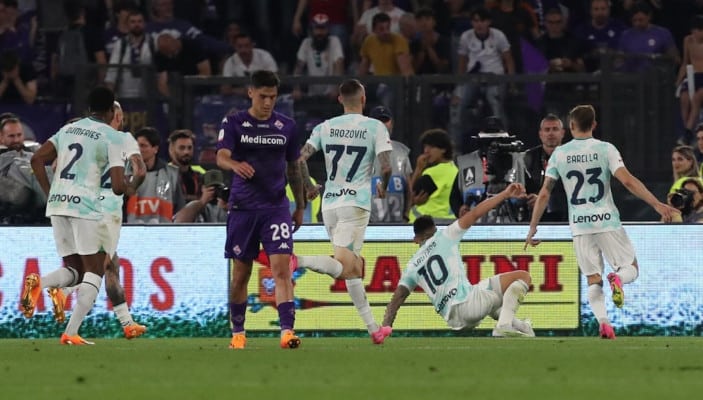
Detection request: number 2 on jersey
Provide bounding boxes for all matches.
[566,167,604,205]
[325,144,367,182]
[59,143,83,180]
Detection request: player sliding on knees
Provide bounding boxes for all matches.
[380,183,535,338]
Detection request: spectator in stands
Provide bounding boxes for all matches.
[292,13,344,100]
[667,176,703,223]
[353,0,406,49]
[450,7,514,150]
[147,0,228,60]
[677,16,703,146]
[126,126,185,223]
[694,124,703,169]
[669,145,700,194]
[358,12,413,77]
[573,0,627,72]
[535,7,585,116]
[105,9,155,99]
[523,113,568,221]
[618,2,679,73]
[0,48,36,104]
[167,129,204,203]
[292,0,358,63]
[173,169,228,223]
[408,128,459,224]
[0,0,32,65]
[0,115,48,224]
[104,0,137,57]
[154,33,211,97]
[399,12,420,61]
[369,105,413,223]
[486,0,540,72]
[413,7,450,74]
[51,0,107,97]
[221,32,277,95]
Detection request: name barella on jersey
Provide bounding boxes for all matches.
[100,131,140,218]
[545,137,624,235]
[308,113,392,211]
[399,221,473,326]
[46,117,125,220]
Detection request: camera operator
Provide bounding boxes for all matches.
[173,169,228,223]
[523,114,568,222]
[667,177,703,223]
[453,116,525,222]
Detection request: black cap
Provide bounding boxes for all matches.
[369,105,393,122]
[203,169,224,187]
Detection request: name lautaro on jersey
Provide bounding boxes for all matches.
[413,241,438,268]
[566,153,598,164]
[330,128,367,139]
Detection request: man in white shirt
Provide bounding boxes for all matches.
[221,32,278,95]
[293,13,344,98]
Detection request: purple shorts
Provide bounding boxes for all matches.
[224,208,294,260]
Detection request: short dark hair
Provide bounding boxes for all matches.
[629,1,652,17]
[568,105,596,132]
[134,126,161,147]
[420,128,454,159]
[415,7,435,19]
[88,86,116,114]
[0,116,19,131]
[372,12,391,29]
[339,79,364,98]
[168,129,195,144]
[250,70,280,88]
[0,111,18,126]
[413,215,436,236]
[540,113,563,128]
[470,7,491,21]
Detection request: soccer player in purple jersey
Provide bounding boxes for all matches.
[216,70,306,349]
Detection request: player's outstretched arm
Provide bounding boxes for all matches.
[382,285,411,327]
[30,141,57,196]
[458,183,525,230]
[613,167,679,222]
[525,177,555,249]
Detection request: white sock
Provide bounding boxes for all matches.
[42,267,79,289]
[345,278,379,334]
[113,302,134,327]
[62,286,77,297]
[511,318,530,333]
[297,255,343,278]
[64,272,102,336]
[587,283,609,324]
[497,280,529,327]
[616,264,638,284]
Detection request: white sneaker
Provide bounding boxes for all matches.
[492,323,529,337]
[516,318,535,337]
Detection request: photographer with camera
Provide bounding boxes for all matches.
[667,177,703,223]
[173,169,228,223]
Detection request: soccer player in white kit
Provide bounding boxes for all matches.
[381,183,535,337]
[525,105,678,339]
[24,87,136,345]
[297,79,394,344]
[48,101,148,339]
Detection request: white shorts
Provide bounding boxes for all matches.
[322,207,370,254]
[573,228,636,277]
[50,216,110,257]
[446,276,503,329]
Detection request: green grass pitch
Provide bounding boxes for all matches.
[2,337,702,400]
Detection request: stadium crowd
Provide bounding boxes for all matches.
[1,0,703,225]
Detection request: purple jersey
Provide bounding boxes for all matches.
[216,110,299,210]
